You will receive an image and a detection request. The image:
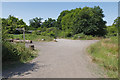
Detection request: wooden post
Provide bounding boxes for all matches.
[23,28,25,46]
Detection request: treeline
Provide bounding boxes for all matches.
[2,6,119,40]
[106,17,119,37]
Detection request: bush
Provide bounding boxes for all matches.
[2,42,37,63]
[40,32,46,36]
[73,33,86,39]
[47,31,55,37]
[85,35,94,40]
[58,30,73,38]
[57,31,65,38]
[73,33,94,40]
[106,25,118,37]
[32,31,41,35]
[65,31,72,37]
[40,27,57,38]
[46,27,57,33]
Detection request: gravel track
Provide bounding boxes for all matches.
[3,39,106,78]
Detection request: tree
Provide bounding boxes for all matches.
[41,18,57,28]
[57,10,70,30]
[113,17,120,28]
[60,6,107,36]
[2,15,27,34]
[29,17,43,29]
[107,17,120,36]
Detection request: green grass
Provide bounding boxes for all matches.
[3,42,38,63]
[9,34,54,41]
[57,33,104,40]
[87,36,118,78]
[72,33,104,40]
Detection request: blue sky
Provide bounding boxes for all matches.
[2,2,118,26]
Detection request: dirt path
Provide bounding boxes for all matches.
[3,39,106,78]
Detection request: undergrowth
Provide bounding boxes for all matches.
[88,36,118,78]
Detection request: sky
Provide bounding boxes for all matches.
[2,2,118,26]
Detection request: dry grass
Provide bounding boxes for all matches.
[88,36,118,78]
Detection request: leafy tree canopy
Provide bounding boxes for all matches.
[57,10,70,30]
[58,6,107,36]
[41,18,57,28]
[107,17,120,36]
[2,15,27,34]
[29,17,43,29]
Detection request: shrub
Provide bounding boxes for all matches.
[41,32,46,36]
[2,42,37,63]
[65,31,72,37]
[32,30,41,35]
[73,33,86,39]
[73,33,94,40]
[106,25,118,37]
[58,30,73,38]
[40,27,57,38]
[47,31,55,37]
[57,31,65,38]
[46,27,57,33]
[85,35,94,40]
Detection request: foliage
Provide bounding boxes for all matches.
[113,17,120,28]
[58,6,107,36]
[57,30,73,38]
[106,17,119,37]
[57,10,70,30]
[37,26,46,32]
[39,27,57,38]
[2,41,37,63]
[73,33,94,40]
[88,36,118,78]
[73,33,87,39]
[2,15,27,34]
[29,17,43,29]
[32,30,41,35]
[41,18,57,28]
[106,25,118,37]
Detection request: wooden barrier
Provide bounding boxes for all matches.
[13,40,32,43]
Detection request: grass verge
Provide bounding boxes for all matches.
[9,34,54,41]
[87,36,118,78]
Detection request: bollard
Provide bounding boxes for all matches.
[29,44,34,50]
[53,39,57,42]
[41,39,45,41]
[30,40,32,43]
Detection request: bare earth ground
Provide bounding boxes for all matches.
[3,39,106,78]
